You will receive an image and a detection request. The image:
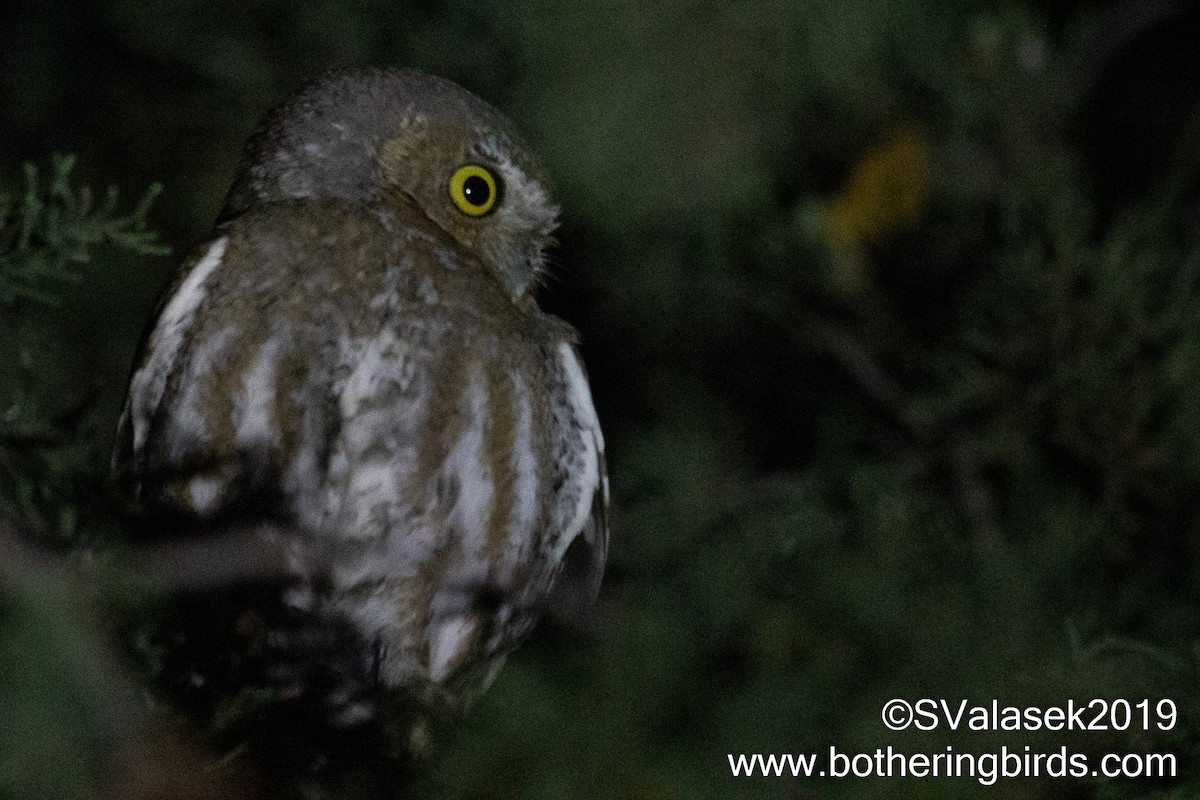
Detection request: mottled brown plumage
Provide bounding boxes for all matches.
[113,69,608,724]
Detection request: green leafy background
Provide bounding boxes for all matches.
[2,1,1200,798]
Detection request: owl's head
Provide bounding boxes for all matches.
[220,68,560,301]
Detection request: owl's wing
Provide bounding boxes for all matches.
[545,342,609,619]
[113,200,396,522]
[112,235,243,514]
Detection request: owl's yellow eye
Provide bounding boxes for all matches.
[449,165,499,216]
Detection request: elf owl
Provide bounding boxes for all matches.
[113,68,608,718]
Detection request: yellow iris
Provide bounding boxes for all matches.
[449,164,499,216]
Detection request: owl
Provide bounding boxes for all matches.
[113,68,608,723]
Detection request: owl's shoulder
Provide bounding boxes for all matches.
[115,199,410,511]
[216,198,407,286]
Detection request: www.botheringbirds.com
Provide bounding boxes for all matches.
[728,745,1176,786]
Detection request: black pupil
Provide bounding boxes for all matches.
[462,174,491,206]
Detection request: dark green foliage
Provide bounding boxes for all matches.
[0,155,166,544]
[0,158,169,800]
[3,1,1200,798]
[0,154,167,307]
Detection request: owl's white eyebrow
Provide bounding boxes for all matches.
[473,137,515,170]
[471,141,556,225]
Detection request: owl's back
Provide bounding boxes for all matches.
[116,198,606,697]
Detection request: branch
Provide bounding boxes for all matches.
[0,519,265,799]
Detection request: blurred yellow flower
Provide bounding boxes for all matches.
[825,127,931,291]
